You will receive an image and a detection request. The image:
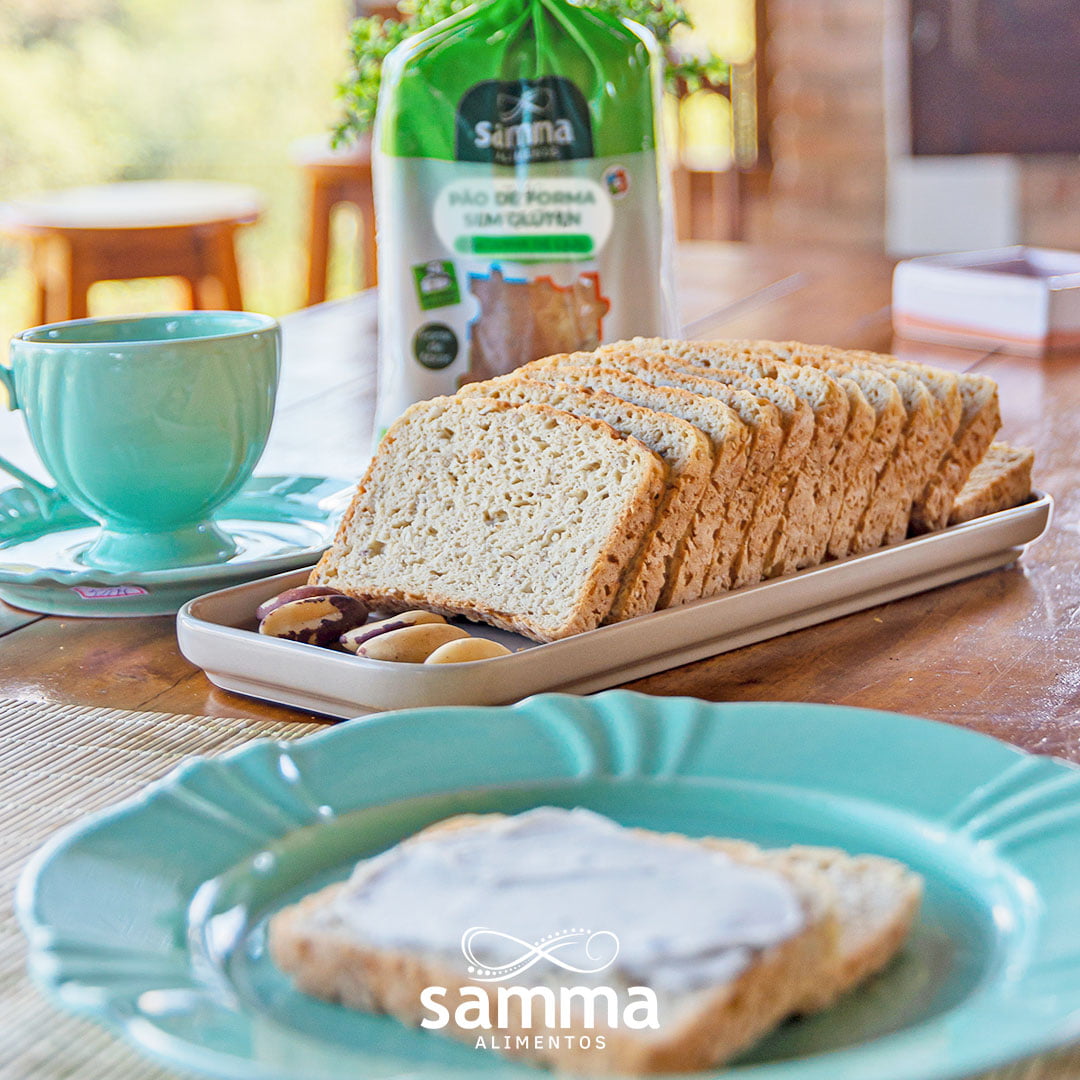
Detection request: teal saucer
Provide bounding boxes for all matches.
[0,475,353,616]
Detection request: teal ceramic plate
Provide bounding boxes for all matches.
[0,474,352,616]
[18,692,1080,1079]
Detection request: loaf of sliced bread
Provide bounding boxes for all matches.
[523,349,787,593]
[520,358,751,605]
[457,376,712,620]
[948,442,1034,525]
[310,395,666,641]
[269,810,843,1075]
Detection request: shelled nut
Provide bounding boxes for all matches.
[424,638,513,663]
[340,610,447,653]
[258,594,369,646]
[256,585,345,622]
[356,623,469,663]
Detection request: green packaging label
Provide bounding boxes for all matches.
[412,260,461,310]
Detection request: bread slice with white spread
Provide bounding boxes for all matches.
[456,376,712,621]
[707,838,924,1011]
[310,395,666,641]
[269,808,843,1074]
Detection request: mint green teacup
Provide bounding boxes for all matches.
[1,311,280,571]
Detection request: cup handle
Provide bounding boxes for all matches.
[0,364,69,521]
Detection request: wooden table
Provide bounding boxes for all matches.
[2,241,1076,760]
[1,241,1079,1080]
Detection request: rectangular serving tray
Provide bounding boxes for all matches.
[176,493,1052,718]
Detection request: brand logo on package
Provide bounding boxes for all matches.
[419,925,658,1053]
[456,76,594,165]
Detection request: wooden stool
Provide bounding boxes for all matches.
[292,134,377,307]
[0,181,261,324]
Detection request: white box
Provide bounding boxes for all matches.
[893,246,1080,355]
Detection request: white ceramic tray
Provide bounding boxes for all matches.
[177,493,1052,718]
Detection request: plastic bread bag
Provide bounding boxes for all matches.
[372,0,678,437]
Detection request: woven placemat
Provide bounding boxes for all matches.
[0,698,323,1080]
[1,697,1077,1080]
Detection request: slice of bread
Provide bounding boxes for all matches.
[456,376,712,621]
[806,376,876,566]
[310,395,666,641]
[524,349,787,593]
[607,340,853,577]
[583,348,811,587]
[686,839,924,1012]
[778,847,924,1012]
[817,368,906,559]
[520,359,751,606]
[614,363,786,594]
[948,442,1034,525]
[912,373,1001,533]
[269,811,841,1075]
[669,369,814,586]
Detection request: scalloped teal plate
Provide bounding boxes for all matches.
[17,692,1080,1079]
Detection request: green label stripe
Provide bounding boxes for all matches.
[456,233,594,255]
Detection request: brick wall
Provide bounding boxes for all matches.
[753,0,888,247]
[754,0,1080,251]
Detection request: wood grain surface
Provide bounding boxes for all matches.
[0,242,1076,765]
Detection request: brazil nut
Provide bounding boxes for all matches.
[339,610,447,653]
[258,594,369,646]
[424,638,513,664]
[256,585,345,622]
[355,623,469,663]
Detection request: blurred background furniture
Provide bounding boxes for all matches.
[291,134,377,307]
[0,181,261,323]
[669,0,768,243]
